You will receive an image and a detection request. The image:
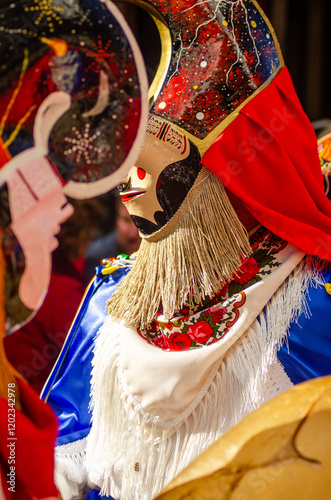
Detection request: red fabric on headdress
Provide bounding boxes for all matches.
[202,66,331,261]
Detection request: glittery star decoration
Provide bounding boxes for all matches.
[86,35,115,72]
[24,0,64,33]
[64,124,102,164]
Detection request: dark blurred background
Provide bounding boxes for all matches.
[260,0,330,125]
[117,0,331,126]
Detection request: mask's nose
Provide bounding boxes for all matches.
[117,176,131,193]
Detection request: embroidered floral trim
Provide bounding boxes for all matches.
[138,227,287,351]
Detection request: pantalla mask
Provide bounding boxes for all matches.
[0,0,148,401]
[0,0,148,334]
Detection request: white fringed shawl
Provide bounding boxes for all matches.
[85,249,322,499]
[54,248,324,500]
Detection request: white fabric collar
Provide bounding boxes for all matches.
[116,242,304,422]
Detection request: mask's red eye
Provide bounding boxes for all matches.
[137,167,146,180]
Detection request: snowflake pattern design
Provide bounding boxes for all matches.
[64,123,102,165]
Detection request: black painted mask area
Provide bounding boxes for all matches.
[131,140,202,235]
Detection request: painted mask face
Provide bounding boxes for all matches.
[118,115,202,235]
[0,0,148,333]
[1,92,74,332]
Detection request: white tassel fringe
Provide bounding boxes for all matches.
[54,259,325,500]
[85,260,323,500]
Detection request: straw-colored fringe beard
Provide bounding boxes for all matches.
[106,167,252,329]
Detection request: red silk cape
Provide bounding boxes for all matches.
[202,67,331,261]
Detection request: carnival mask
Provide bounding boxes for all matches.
[118,115,202,235]
[114,0,281,236]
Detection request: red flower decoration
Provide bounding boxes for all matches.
[187,321,213,344]
[153,334,168,349]
[234,257,260,285]
[147,321,157,334]
[179,306,190,317]
[218,281,230,297]
[168,332,192,351]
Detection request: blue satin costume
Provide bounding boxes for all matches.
[42,264,331,498]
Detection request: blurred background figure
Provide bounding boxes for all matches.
[318,131,331,201]
[86,194,141,278]
[4,198,103,393]
[312,118,331,139]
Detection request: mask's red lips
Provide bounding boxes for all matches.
[120,189,146,203]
